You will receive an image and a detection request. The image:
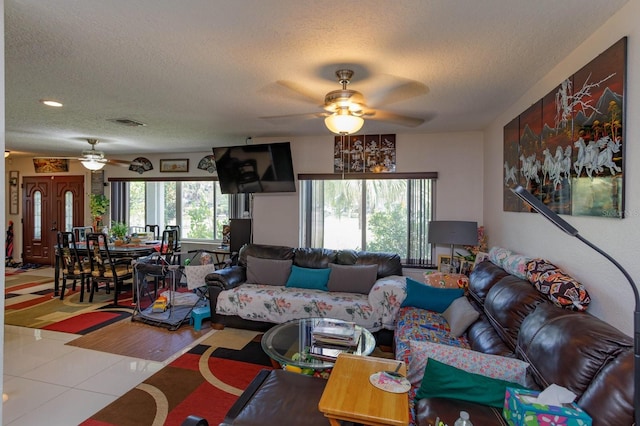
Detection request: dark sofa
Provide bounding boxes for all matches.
[205,243,403,334]
[413,260,634,426]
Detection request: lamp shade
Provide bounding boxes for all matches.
[428,221,478,246]
[81,159,106,171]
[324,111,364,135]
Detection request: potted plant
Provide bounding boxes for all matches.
[111,220,128,244]
[89,194,110,232]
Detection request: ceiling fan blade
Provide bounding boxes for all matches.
[260,111,326,122]
[367,110,425,127]
[33,156,75,160]
[273,80,321,104]
[109,158,141,167]
[368,79,429,107]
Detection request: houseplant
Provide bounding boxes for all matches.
[89,194,110,232]
[110,221,128,244]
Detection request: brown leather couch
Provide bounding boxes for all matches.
[416,260,634,426]
[205,243,403,335]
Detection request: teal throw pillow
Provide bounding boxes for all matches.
[415,359,526,408]
[285,265,331,291]
[401,277,464,313]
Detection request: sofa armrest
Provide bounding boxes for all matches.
[205,266,247,325]
[368,275,406,330]
[205,266,246,290]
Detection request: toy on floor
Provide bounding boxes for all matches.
[151,296,168,312]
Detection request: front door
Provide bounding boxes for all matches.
[22,175,85,265]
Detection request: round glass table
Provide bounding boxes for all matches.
[261,318,376,371]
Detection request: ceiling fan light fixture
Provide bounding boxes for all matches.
[324,109,364,135]
[39,99,63,107]
[81,159,106,171]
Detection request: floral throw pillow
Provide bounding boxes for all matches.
[407,340,529,387]
[525,258,591,311]
[488,246,513,269]
[502,253,532,280]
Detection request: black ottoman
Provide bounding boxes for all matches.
[220,369,328,426]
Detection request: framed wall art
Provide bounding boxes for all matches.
[9,171,18,214]
[334,134,396,173]
[503,37,626,218]
[160,159,189,172]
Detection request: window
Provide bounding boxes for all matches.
[299,173,436,265]
[111,179,246,241]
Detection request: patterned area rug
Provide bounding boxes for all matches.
[81,328,272,426]
[5,275,134,334]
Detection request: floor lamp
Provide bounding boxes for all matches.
[428,221,478,273]
[512,185,638,424]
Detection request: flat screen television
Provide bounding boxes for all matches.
[213,141,296,194]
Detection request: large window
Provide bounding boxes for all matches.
[111,179,244,241]
[299,173,436,265]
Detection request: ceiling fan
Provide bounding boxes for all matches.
[262,69,428,133]
[34,138,139,171]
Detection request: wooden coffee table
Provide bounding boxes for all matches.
[318,353,409,425]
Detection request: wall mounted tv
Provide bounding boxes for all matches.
[213,141,296,194]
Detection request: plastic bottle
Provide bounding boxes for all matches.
[454,411,473,426]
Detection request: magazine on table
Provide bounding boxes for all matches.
[312,327,362,348]
[312,319,357,339]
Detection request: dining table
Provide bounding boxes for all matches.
[53,241,161,298]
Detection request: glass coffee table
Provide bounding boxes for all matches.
[261,318,376,371]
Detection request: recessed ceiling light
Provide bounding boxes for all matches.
[40,99,63,107]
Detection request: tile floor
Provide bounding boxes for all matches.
[3,267,216,425]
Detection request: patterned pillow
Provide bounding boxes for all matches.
[488,246,513,269]
[407,340,529,387]
[525,258,591,311]
[423,272,469,289]
[502,253,532,279]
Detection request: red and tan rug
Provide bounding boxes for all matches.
[5,274,134,334]
[81,328,272,426]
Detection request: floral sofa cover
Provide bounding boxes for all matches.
[205,244,405,332]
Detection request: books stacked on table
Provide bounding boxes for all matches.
[309,320,361,361]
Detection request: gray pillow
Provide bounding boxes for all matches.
[442,296,480,337]
[246,255,292,286]
[327,263,378,294]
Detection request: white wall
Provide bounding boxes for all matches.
[483,0,640,336]
[249,131,485,246]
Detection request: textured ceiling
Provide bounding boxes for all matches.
[5,0,630,158]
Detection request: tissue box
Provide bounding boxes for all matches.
[503,387,592,426]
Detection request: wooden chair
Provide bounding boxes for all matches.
[57,231,91,302]
[129,226,145,235]
[136,229,180,300]
[145,224,160,239]
[85,233,133,305]
[72,226,94,242]
[165,225,181,240]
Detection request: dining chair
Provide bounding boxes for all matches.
[85,232,134,304]
[72,225,94,242]
[136,229,180,301]
[165,225,181,240]
[145,224,160,239]
[129,226,145,235]
[57,231,91,302]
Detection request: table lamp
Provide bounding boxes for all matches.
[428,221,478,273]
[511,185,638,424]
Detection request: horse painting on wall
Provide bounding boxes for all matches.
[503,37,626,218]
